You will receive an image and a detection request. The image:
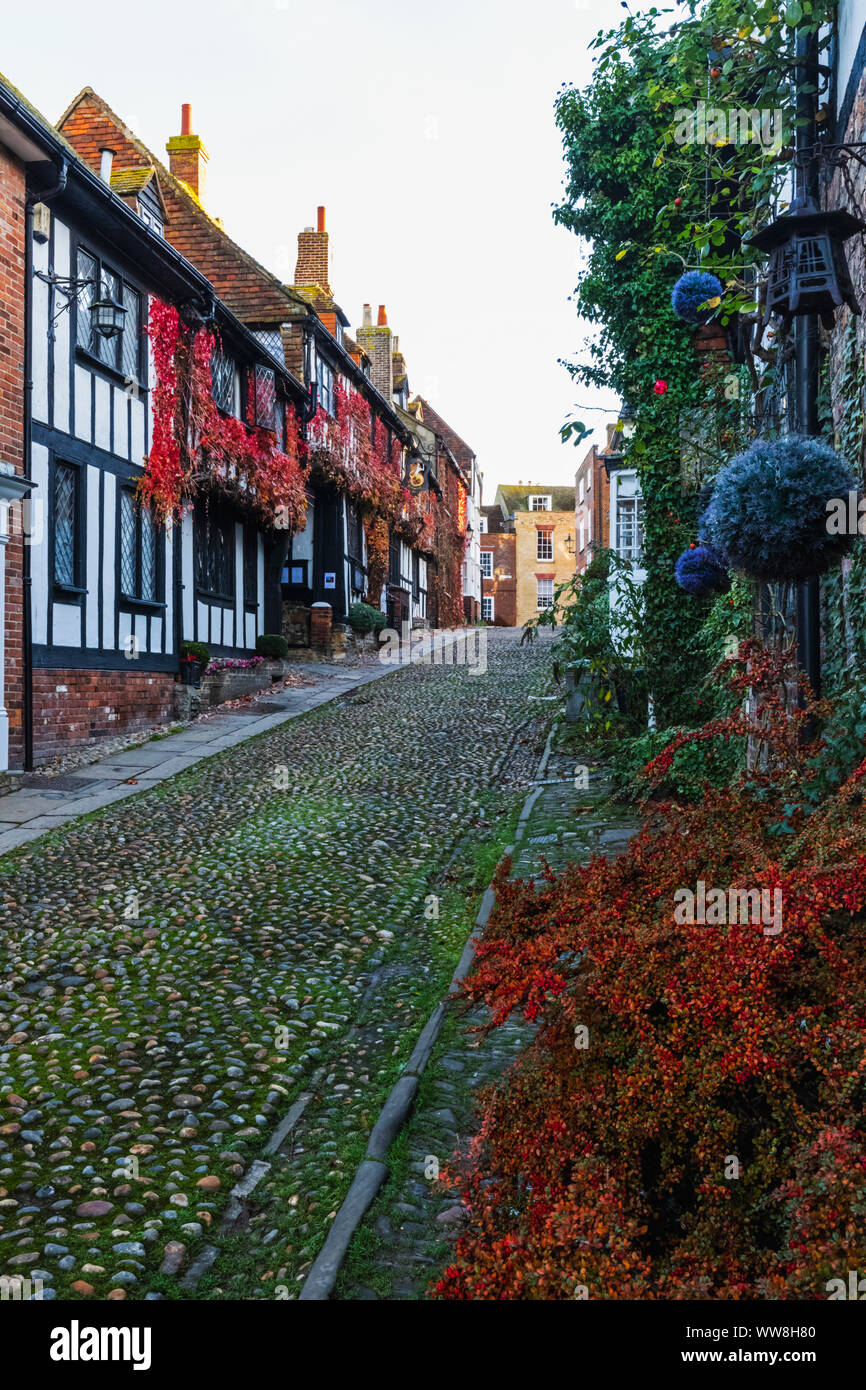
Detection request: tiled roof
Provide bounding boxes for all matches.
[497,485,575,514]
[411,396,475,466]
[58,87,303,326]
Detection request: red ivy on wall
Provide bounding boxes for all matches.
[140,298,307,532]
[307,381,402,519]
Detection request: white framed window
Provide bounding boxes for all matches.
[482,595,494,621]
[479,515,488,533]
[578,478,585,505]
[616,497,644,560]
[529,494,552,511]
[480,550,493,578]
[578,519,585,552]
[537,577,554,610]
[536,530,553,561]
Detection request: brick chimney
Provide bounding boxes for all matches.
[357,303,393,398]
[294,206,331,293]
[166,103,209,201]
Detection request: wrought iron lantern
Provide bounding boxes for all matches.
[617,402,637,440]
[749,193,865,330]
[89,290,127,339]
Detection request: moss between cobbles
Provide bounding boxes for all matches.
[194,792,526,1301]
[0,635,553,1302]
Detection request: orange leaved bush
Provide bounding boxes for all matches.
[434,645,866,1299]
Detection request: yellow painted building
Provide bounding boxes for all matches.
[492,486,576,627]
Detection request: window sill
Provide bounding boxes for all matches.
[75,347,146,394]
[195,588,236,606]
[119,595,167,614]
[52,583,86,600]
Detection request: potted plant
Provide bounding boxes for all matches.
[179,640,210,687]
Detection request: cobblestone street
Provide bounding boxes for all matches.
[0,629,556,1300]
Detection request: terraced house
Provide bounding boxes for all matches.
[490,484,576,626]
[56,90,475,650]
[0,77,483,769]
[0,75,310,768]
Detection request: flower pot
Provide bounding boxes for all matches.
[180,659,201,687]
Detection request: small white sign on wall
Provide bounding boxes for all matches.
[324,572,336,590]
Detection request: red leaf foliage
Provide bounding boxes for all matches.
[434,647,866,1299]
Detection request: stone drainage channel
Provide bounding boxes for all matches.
[301,738,639,1301]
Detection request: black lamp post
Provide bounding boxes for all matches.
[746,27,863,707]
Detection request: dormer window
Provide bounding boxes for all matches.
[253,327,285,366]
[529,494,552,511]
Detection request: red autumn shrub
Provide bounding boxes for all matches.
[434,646,866,1300]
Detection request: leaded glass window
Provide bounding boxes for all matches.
[141,511,156,600]
[195,503,235,598]
[54,462,78,588]
[254,365,276,430]
[211,349,235,414]
[253,328,285,365]
[120,489,159,602]
[120,490,137,596]
[75,248,142,383]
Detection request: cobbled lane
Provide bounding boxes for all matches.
[0,628,554,1300]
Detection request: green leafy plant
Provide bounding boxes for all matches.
[179,640,210,671]
[255,633,290,659]
[524,549,651,734]
[347,602,387,635]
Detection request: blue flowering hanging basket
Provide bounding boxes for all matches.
[671,270,724,324]
[701,435,858,582]
[674,544,731,596]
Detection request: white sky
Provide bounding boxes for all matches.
[3,0,624,500]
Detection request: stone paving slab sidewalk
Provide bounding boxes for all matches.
[0,660,412,856]
[335,736,638,1300]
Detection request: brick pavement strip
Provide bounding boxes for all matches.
[0,629,554,1301]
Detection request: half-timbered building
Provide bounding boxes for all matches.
[0,74,306,766]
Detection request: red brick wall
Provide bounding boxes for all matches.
[31,669,177,763]
[481,532,516,625]
[0,142,26,766]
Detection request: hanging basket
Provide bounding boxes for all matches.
[701,435,858,582]
[671,271,724,324]
[674,543,731,596]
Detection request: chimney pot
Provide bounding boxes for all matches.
[362,304,372,327]
[377,305,388,327]
[167,107,209,201]
[293,212,331,293]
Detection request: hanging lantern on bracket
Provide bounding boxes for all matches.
[748,193,865,330]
